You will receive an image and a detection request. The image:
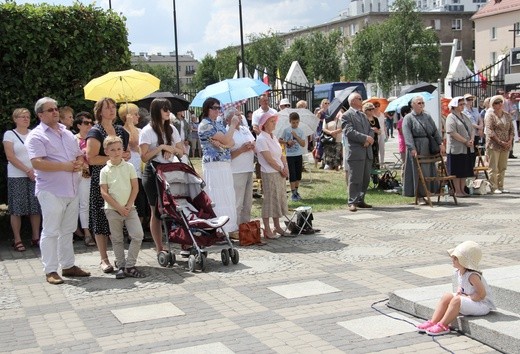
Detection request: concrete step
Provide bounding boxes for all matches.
[388,265,520,354]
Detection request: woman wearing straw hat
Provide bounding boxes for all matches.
[445,96,475,197]
[416,241,496,336]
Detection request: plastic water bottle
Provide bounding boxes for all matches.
[444,184,449,202]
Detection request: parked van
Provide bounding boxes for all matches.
[312,82,367,110]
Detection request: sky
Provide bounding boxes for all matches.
[12,0,349,60]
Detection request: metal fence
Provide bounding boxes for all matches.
[179,58,315,113]
[450,54,510,100]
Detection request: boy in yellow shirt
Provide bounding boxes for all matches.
[100,136,144,279]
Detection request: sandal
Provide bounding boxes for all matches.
[84,236,96,247]
[124,267,145,278]
[13,241,26,252]
[31,238,40,247]
[100,259,114,273]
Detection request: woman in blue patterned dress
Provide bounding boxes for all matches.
[198,97,240,234]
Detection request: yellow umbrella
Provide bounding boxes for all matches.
[84,69,160,103]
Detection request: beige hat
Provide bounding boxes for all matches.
[463,93,475,101]
[447,241,482,271]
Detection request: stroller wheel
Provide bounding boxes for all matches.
[199,253,207,272]
[230,248,239,265]
[157,251,170,267]
[188,255,196,272]
[221,249,230,266]
[168,252,176,267]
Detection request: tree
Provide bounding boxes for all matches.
[346,0,440,93]
[306,30,343,83]
[245,31,285,75]
[0,2,130,204]
[132,61,177,93]
[192,54,218,91]
[214,46,240,80]
[0,2,130,125]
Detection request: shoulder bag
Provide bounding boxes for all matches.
[415,118,440,155]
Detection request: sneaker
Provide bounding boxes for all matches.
[494,189,503,194]
[416,320,435,333]
[324,164,331,170]
[425,323,450,336]
[295,191,302,201]
[500,189,510,193]
[115,268,126,279]
[291,193,299,202]
[46,272,64,285]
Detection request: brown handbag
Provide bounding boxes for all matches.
[239,220,262,246]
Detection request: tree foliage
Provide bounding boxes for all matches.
[0,2,131,128]
[132,61,177,93]
[244,31,285,74]
[346,0,440,93]
[192,54,218,91]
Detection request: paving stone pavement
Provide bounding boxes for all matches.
[1,140,519,353]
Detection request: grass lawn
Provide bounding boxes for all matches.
[189,157,414,219]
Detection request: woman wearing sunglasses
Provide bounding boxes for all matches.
[72,112,96,246]
[198,97,240,236]
[484,95,515,194]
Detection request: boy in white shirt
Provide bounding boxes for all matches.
[100,136,144,279]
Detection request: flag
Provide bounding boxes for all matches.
[262,67,269,85]
[253,65,260,80]
[274,68,283,103]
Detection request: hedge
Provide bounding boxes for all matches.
[0,2,131,204]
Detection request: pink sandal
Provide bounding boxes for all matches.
[426,322,450,336]
[416,320,435,333]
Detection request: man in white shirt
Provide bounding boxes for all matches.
[252,94,276,134]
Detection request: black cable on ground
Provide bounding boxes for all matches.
[370,298,455,354]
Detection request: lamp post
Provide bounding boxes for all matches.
[173,0,180,93]
[239,0,245,77]
[109,0,111,9]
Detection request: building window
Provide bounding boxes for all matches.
[452,19,462,31]
[490,51,497,64]
[185,65,195,75]
[456,40,462,51]
[430,19,441,30]
[515,22,520,37]
[490,27,497,40]
[350,24,357,35]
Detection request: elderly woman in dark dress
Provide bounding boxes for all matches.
[402,96,445,199]
[86,97,130,273]
[446,97,475,197]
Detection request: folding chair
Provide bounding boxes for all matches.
[284,206,313,235]
[391,152,404,170]
[473,145,489,181]
[414,154,458,207]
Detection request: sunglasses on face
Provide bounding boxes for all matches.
[493,101,503,105]
[82,121,93,125]
[416,102,425,105]
[162,107,171,112]
[44,107,59,113]
[365,108,374,111]
[210,106,221,110]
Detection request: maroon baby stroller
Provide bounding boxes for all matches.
[154,162,239,272]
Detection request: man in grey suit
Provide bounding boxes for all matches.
[342,93,375,212]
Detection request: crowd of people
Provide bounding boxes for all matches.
[2,88,518,284]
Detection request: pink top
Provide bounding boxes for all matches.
[26,122,82,198]
[397,118,405,153]
[256,131,283,173]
